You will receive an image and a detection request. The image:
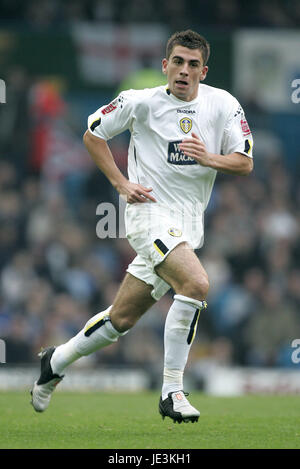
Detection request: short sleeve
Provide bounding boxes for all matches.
[221,99,253,158]
[87,91,135,141]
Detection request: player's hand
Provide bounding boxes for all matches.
[179,132,211,167]
[117,181,157,204]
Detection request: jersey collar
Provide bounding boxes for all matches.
[165,86,199,106]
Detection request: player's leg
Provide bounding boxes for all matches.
[109,273,156,332]
[155,241,209,300]
[31,273,155,412]
[50,272,155,372]
[155,242,208,422]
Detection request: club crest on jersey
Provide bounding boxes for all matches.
[179,117,192,134]
[168,227,182,237]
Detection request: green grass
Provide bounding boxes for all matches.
[0,391,299,449]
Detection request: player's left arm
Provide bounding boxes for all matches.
[179,132,253,176]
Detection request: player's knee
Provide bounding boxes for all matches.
[179,274,209,300]
[110,311,137,333]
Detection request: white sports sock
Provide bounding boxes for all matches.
[50,306,127,375]
[162,295,207,400]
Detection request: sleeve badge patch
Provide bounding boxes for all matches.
[240,118,251,137]
[101,99,118,115]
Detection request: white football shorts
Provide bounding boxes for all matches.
[125,203,204,301]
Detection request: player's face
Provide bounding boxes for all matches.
[162,46,208,101]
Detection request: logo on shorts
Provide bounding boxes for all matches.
[179,117,192,134]
[168,227,182,237]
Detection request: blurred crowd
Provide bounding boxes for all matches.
[0,0,300,30]
[0,66,300,375]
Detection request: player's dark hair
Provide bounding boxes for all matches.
[166,30,210,65]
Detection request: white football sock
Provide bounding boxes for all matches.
[162,295,207,400]
[50,306,127,375]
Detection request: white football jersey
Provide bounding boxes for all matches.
[87,84,253,216]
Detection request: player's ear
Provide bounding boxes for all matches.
[162,58,168,75]
[199,66,208,82]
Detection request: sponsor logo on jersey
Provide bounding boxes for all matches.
[177,109,196,114]
[179,117,193,134]
[168,227,182,237]
[167,141,197,165]
[240,118,251,136]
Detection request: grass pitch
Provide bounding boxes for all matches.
[0,391,299,449]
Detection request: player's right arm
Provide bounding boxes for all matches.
[84,91,156,203]
[83,131,156,203]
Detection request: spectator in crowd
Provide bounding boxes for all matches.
[1,0,299,28]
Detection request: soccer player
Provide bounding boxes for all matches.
[31,30,253,423]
